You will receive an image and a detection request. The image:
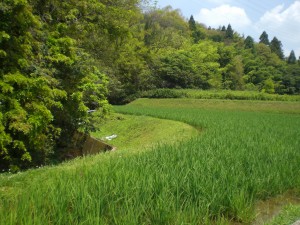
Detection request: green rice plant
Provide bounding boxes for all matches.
[1,98,300,224]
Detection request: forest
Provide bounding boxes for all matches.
[1,0,300,171]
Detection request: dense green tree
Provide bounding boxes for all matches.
[189,41,222,89]
[0,0,64,170]
[225,24,234,39]
[31,0,145,106]
[188,15,205,43]
[29,0,111,138]
[262,78,275,93]
[242,43,284,92]
[244,36,255,50]
[287,50,297,64]
[143,6,189,49]
[282,66,299,94]
[270,37,284,60]
[0,0,110,171]
[207,28,225,43]
[259,31,270,45]
[154,40,222,89]
[188,15,196,31]
[219,46,233,65]
[155,50,195,88]
[224,55,245,90]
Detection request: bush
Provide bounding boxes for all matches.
[140,89,187,99]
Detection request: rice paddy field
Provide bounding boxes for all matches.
[1,98,300,224]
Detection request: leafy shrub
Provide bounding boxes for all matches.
[140,89,187,98]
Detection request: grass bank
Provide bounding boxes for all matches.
[91,113,199,152]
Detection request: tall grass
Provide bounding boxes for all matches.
[1,99,300,224]
[140,89,300,101]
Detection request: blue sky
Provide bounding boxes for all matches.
[155,0,300,58]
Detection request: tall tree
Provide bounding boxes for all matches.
[0,0,65,170]
[188,15,205,43]
[0,0,110,171]
[188,15,196,31]
[270,37,284,60]
[225,24,233,39]
[287,50,297,64]
[259,31,270,45]
[244,36,255,51]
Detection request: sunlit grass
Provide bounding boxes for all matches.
[91,113,198,152]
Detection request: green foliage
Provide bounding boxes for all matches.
[0,0,63,170]
[242,43,286,93]
[190,41,222,89]
[288,50,297,64]
[188,15,196,31]
[259,31,270,45]
[147,89,300,101]
[155,50,196,88]
[262,78,275,94]
[244,36,255,52]
[153,40,222,89]
[223,55,245,90]
[282,64,300,94]
[188,15,205,43]
[1,0,299,169]
[143,6,190,50]
[140,89,187,98]
[139,89,300,102]
[270,36,285,60]
[0,0,110,170]
[225,24,234,39]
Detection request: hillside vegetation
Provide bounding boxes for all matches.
[1,0,300,170]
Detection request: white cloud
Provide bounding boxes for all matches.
[205,0,232,4]
[195,4,252,30]
[255,1,300,57]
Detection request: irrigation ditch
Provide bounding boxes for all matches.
[58,131,116,161]
[253,190,300,225]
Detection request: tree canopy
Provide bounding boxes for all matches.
[270,37,285,60]
[225,24,234,39]
[288,50,297,64]
[259,31,270,45]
